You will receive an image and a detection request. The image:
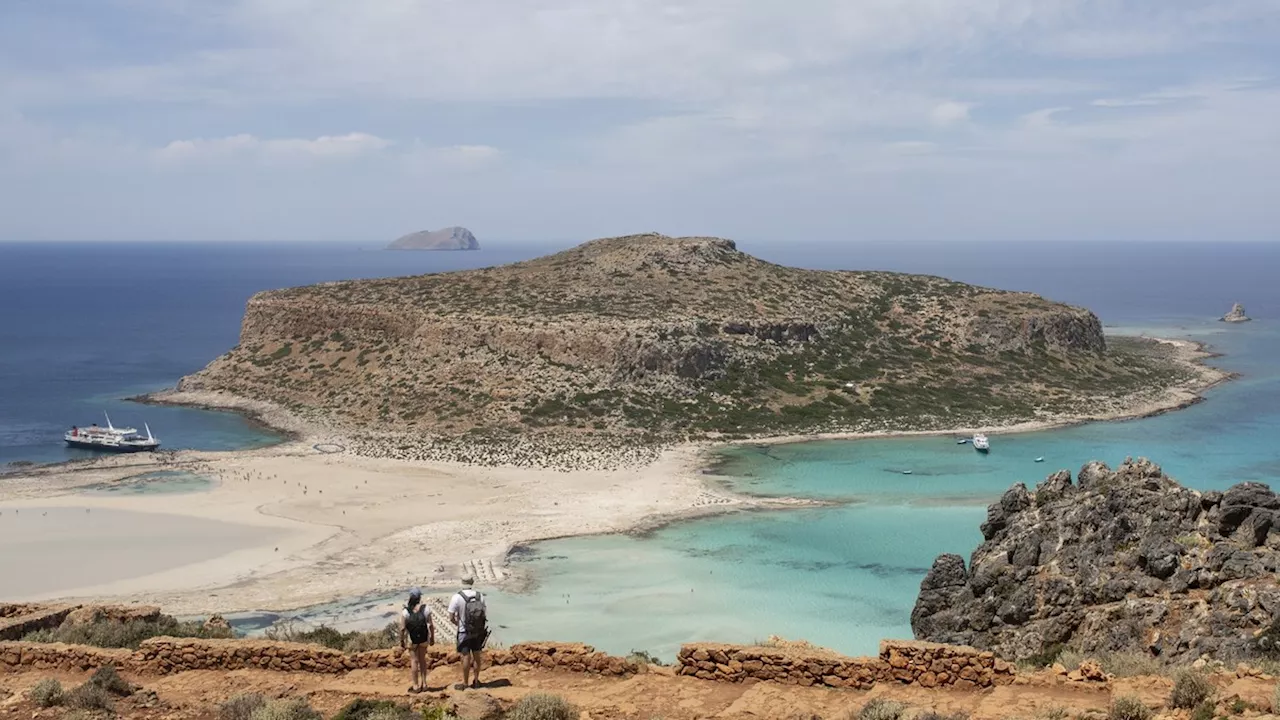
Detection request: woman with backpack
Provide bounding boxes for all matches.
[399,588,434,693]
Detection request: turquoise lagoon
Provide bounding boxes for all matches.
[272,319,1280,661]
[482,319,1280,660]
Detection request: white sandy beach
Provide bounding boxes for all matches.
[0,335,1229,617]
[0,441,735,615]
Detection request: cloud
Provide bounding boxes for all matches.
[886,141,937,155]
[1019,107,1071,129]
[1,0,1278,242]
[404,143,503,174]
[931,102,973,127]
[155,132,392,164]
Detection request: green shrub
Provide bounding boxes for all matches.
[1107,696,1150,720]
[915,712,968,720]
[505,693,580,720]
[65,682,113,712]
[332,698,415,720]
[29,678,63,707]
[1229,697,1248,714]
[1169,670,1215,709]
[24,614,234,649]
[88,665,133,696]
[263,621,397,652]
[220,693,267,720]
[419,706,459,720]
[249,697,323,720]
[1022,643,1065,669]
[1191,700,1215,720]
[366,707,417,720]
[855,699,908,720]
[626,650,666,667]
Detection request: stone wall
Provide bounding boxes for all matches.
[676,640,1015,690]
[3,633,1012,691]
[0,605,77,642]
[0,638,638,679]
[0,604,162,642]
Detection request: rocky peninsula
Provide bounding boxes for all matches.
[386,226,479,251]
[166,233,1222,467]
[912,458,1280,665]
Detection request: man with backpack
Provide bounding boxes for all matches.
[447,576,488,690]
[399,588,434,693]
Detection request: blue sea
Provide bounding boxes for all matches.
[2,240,1277,660]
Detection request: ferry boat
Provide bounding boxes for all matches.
[65,414,160,453]
[972,433,990,453]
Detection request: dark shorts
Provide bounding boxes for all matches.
[456,634,485,653]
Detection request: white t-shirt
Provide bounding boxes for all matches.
[447,589,485,638]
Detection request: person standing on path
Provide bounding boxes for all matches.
[399,588,434,693]
[448,576,489,690]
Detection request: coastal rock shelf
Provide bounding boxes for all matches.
[174,233,1204,466]
[912,458,1280,664]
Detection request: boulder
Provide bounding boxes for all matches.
[452,692,504,720]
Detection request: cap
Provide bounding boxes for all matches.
[461,576,475,586]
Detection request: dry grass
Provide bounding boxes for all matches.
[1056,651,1162,678]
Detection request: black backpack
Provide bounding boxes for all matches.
[405,604,430,645]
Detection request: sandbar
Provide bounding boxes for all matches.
[0,506,285,599]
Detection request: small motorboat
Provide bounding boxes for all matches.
[902,470,913,475]
[956,438,970,445]
[1035,457,1045,463]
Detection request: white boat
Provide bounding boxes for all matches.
[65,413,160,453]
[972,433,990,453]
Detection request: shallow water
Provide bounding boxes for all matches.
[80,470,216,496]
[482,319,1280,660]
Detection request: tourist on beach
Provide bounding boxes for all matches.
[447,576,489,690]
[399,588,434,693]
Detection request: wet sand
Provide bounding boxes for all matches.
[0,506,286,599]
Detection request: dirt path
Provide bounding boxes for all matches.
[9,661,1275,720]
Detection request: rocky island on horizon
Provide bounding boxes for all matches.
[1223,302,1252,323]
[386,226,479,251]
[169,232,1223,467]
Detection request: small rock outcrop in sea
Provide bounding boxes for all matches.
[1222,303,1251,323]
[386,226,479,250]
[912,458,1280,664]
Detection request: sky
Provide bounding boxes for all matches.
[1,0,1278,243]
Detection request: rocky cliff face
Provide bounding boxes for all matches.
[387,226,479,250]
[912,458,1280,664]
[176,234,1190,444]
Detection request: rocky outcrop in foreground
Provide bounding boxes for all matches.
[1223,303,1252,323]
[912,458,1280,664]
[387,226,479,250]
